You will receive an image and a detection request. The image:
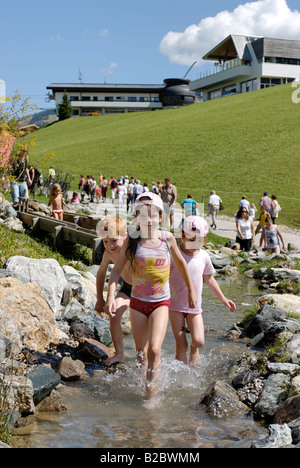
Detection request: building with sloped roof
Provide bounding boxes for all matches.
[190,35,300,101]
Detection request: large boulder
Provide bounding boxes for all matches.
[5,256,68,315]
[257,294,300,319]
[0,277,60,354]
[200,380,249,418]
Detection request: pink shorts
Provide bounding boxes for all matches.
[130,297,170,317]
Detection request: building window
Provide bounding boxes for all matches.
[261,77,283,89]
[93,97,98,101]
[70,96,78,101]
[81,96,91,101]
[128,97,137,101]
[105,96,113,101]
[271,78,281,85]
[265,57,300,65]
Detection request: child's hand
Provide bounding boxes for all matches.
[95,297,106,314]
[223,299,236,312]
[188,290,197,309]
[104,299,116,317]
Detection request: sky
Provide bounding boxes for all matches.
[2,0,300,111]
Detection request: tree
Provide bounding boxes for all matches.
[0,91,55,193]
[57,93,72,121]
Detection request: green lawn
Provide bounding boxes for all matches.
[27,84,300,227]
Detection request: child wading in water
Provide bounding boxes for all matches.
[48,183,70,220]
[259,217,287,254]
[169,216,236,366]
[95,216,132,366]
[105,192,197,399]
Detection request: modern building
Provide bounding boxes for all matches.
[46,79,195,116]
[190,35,300,101]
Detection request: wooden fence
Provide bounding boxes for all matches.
[17,210,104,264]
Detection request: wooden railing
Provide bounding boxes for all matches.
[17,210,104,264]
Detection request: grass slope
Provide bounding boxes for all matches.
[29,84,300,227]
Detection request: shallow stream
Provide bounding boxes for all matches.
[13,276,267,448]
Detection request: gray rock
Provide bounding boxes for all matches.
[0,334,12,362]
[255,373,290,419]
[71,315,112,347]
[5,256,68,315]
[267,363,299,375]
[288,418,300,444]
[201,379,249,418]
[251,424,293,448]
[3,204,17,219]
[27,364,61,406]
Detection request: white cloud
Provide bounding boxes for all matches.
[49,34,64,43]
[159,0,300,66]
[99,29,109,38]
[83,29,109,38]
[100,62,118,81]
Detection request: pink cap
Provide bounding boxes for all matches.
[182,216,209,238]
[134,192,164,212]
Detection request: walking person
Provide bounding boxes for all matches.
[95,216,132,366]
[102,176,108,201]
[208,190,222,230]
[127,178,135,212]
[235,206,255,252]
[105,192,197,400]
[11,150,31,207]
[161,177,177,231]
[109,176,119,204]
[271,195,281,224]
[169,216,236,365]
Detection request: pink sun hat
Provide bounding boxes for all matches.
[182,216,209,238]
[134,192,164,212]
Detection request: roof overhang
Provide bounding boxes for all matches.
[203,35,260,62]
[203,35,239,62]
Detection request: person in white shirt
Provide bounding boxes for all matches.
[235,206,255,252]
[127,181,135,212]
[117,182,127,208]
[208,190,222,230]
[238,196,250,213]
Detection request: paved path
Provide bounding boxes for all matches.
[72,195,300,250]
[207,215,300,250]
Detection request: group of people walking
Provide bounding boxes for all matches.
[205,189,286,254]
[234,191,285,254]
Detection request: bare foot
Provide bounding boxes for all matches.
[104,353,124,367]
[189,346,200,366]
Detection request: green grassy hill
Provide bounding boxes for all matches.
[29,84,300,227]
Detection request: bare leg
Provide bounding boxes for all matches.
[104,293,130,366]
[169,310,188,364]
[145,306,169,399]
[130,308,149,372]
[186,314,205,366]
[130,306,169,399]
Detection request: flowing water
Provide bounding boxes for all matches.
[12,276,267,448]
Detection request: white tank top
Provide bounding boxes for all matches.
[264,226,280,249]
[131,238,170,302]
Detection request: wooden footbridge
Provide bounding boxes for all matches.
[17,210,104,264]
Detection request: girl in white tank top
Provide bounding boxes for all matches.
[260,218,287,254]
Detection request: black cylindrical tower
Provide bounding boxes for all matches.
[160,79,195,107]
